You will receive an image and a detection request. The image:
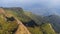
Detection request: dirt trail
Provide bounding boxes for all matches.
[15,18,31,34]
[0,8,6,14]
[0,8,31,34]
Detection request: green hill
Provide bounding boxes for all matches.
[0,7,57,34]
[24,11,57,34]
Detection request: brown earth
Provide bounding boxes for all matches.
[15,18,31,34]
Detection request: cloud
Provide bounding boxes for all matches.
[0,0,59,9]
[0,0,60,8]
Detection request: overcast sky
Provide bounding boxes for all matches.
[0,0,60,15]
[0,0,60,8]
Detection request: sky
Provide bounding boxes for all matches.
[0,0,60,16]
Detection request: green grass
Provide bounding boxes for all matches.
[0,14,18,34]
[41,23,56,34]
[5,10,31,23]
[27,27,43,34]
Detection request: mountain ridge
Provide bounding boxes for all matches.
[0,7,57,34]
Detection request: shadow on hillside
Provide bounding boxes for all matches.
[23,20,38,28]
[12,26,19,34]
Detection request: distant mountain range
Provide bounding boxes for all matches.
[45,15,60,33]
[27,8,60,16]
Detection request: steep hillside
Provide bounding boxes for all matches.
[41,23,56,34]
[14,18,31,34]
[44,15,60,33]
[0,8,18,34]
[24,11,56,34]
[0,7,57,34]
[0,8,31,34]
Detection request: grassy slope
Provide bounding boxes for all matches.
[5,10,44,34]
[3,9,31,34]
[27,27,43,34]
[24,11,56,34]
[41,23,56,34]
[0,14,18,34]
[4,9,31,23]
[3,8,56,34]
